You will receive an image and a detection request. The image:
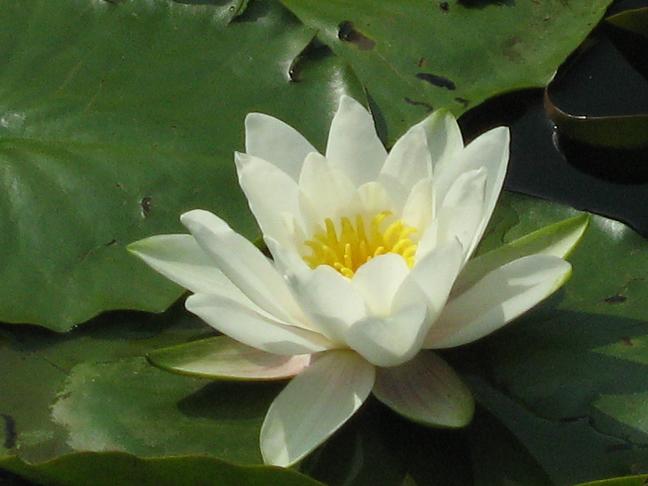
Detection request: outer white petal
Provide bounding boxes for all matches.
[128,234,242,297]
[441,168,488,261]
[260,350,375,466]
[434,126,510,254]
[298,152,361,225]
[352,254,410,316]
[147,335,312,381]
[380,125,432,191]
[245,112,317,181]
[185,294,333,356]
[373,351,474,428]
[345,303,428,367]
[326,95,387,186]
[235,152,302,247]
[425,255,572,349]
[180,210,302,324]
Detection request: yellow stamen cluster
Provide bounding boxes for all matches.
[303,211,418,278]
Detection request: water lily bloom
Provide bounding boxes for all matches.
[130,96,587,467]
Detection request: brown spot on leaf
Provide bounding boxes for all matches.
[140,196,153,218]
[621,336,634,346]
[605,294,627,304]
[439,1,450,12]
[502,36,523,63]
[338,21,376,50]
[404,97,434,112]
[1,414,16,449]
[416,72,456,90]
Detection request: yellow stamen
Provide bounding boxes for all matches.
[303,211,418,277]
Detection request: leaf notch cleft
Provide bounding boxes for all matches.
[337,21,376,50]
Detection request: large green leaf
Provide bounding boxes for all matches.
[0,0,363,330]
[453,192,648,484]
[0,306,320,485]
[279,0,612,143]
[1,454,322,486]
[2,192,648,484]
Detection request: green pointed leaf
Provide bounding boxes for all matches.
[148,336,311,381]
[0,0,363,330]
[279,0,612,142]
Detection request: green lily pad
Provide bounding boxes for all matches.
[2,192,648,484]
[455,192,648,483]
[576,474,648,486]
[545,90,648,149]
[1,453,321,486]
[0,0,363,331]
[607,7,648,38]
[279,0,612,143]
[0,305,321,485]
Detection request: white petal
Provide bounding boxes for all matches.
[260,350,375,466]
[373,351,474,428]
[128,234,241,297]
[352,254,410,316]
[289,264,367,344]
[416,169,486,261]
[245,113,317,181]
[441,168,488,261]
[345,303,428,367]
[380,125,432,191]
[147,336,312,381]
[400,177,434,230]
[180,210,302,323]
[425,255,572,349]
[326,96,387,186]
[395,238,464,317]
[417,109,464,174]
[434,126,510,255]
[185,294,333,355]
[453,213,589,297]
[266,235,367,343]
[357,181,392,215]
[235,152,302,247]
[376,173,409,213]
[298,152,361,224]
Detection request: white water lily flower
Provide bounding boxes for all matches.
[129,96,585,467]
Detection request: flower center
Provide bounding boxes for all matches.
[303,211,418,278]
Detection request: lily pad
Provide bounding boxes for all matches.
[279,0,612,143]
[0,0,363,330]
[0,306,320,485]
[1,453,322,486]
[455,192,648,484]
[607,7,648,38]
[2,192,648,484]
